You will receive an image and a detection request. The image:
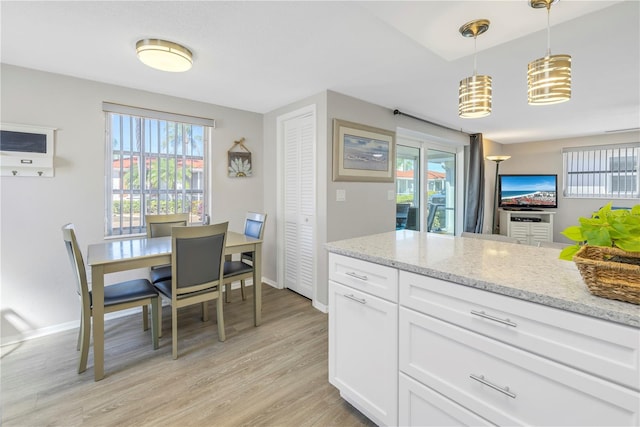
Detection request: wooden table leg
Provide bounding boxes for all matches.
[91,265,105,381]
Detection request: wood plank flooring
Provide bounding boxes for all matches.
[1,286,375,426]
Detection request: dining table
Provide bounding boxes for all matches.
[87,230,262,381]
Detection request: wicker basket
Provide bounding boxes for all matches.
[573,245,640,305]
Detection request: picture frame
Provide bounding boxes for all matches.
[333,119,395,182]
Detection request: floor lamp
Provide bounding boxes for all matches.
[486,155,511,234]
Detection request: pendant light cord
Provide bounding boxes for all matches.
[546,4,552,56]
[473,36,478,76]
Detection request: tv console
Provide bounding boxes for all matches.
[499,209,555,245]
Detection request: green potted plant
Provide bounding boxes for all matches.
[559,202,640,261]
[559,202,640,304]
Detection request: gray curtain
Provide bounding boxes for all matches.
[464,133,484,233]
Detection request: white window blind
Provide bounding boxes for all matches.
[104,103,213,236]
[562,143,640,199]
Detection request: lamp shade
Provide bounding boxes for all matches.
[527,54,571,105]
[136,39,193,72]
[459,75,492,118]
[486,155,511,163]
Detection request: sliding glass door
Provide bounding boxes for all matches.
[396,145,420,230]
[396,140,458,235]
[426,149,455,234]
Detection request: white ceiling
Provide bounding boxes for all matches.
[1,1,639,144]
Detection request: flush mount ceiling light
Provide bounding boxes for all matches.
[458,19,492,119]
[527,0,571,105]
[136,39,193,72]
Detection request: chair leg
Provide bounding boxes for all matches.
[142,305,149,331]
[76,311,82,351]
[216,296,225,342]
[225,283,232,303]
[78,309,91,374]
[150,297,159,350]
[201,301,209,322]
[172,305,178,360]
[158,301,163,339]
[240,279,246,301]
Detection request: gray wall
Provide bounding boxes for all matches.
[1,64,264,344]
[498,132,640,242]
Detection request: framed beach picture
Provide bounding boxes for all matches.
[332,119,395,182]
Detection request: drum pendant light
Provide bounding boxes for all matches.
[458,19,492,118]
[527,0,571,105]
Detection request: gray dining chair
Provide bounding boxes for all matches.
[153,222,228,359]
[145,213,190,284]
[62,223,159,374]
[223,212,267,302]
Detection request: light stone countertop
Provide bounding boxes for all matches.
[326,230,640,328]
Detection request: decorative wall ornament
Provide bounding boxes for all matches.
[228,137,252,177]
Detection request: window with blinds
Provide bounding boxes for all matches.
[562,143,639,199]
[103,103,214,236]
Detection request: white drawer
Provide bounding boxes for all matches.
[399,307,640,426]
[329,253,398,302]
[399,372,494,427]
[399,271,640,390]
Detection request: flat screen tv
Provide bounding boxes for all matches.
[498,174,558,209]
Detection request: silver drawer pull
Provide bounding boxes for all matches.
[470,310,517,328]
[469,374,516,399]
[344,294,367,304]
[345,271,368,281]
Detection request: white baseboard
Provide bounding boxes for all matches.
[312,300,328,313]
[1,308,142,347]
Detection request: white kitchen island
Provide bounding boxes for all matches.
[326,230,640,427]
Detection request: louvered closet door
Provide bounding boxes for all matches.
[283,113,315,299]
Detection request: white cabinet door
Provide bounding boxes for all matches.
[399,373,495,427]
[329,280,398,426]
[530,222,552,244]
[508,223,530,243]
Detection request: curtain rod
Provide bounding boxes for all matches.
[393,109,470,136]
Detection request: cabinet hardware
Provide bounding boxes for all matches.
[345,271,368,281]
[471,310,517,327]
[344,294,367,304]
[469,374,516,399]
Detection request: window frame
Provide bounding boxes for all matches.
[103,103,214,237]
[562,142,639,199]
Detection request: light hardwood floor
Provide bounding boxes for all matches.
[1,286,375,426]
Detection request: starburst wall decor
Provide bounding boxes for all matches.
[228,137,252,178]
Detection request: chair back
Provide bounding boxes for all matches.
[172,223,228,296]
[244,212,267,239]
[427,203,444,232]
[145,213,189,238]
[61,224,91,312]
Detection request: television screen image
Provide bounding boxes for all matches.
[498,174,558,209]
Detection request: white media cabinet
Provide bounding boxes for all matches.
[499,208,554,245]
